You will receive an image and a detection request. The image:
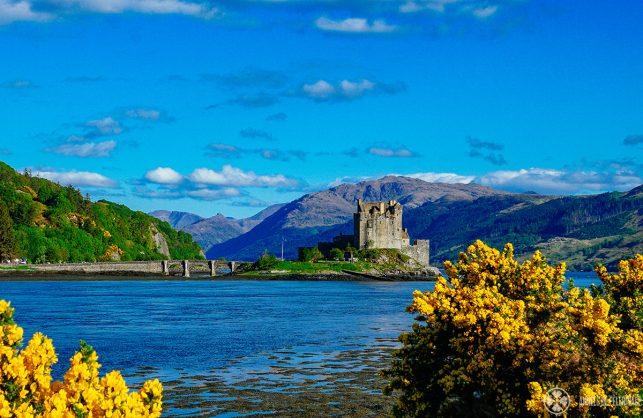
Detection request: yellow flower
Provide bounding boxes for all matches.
[0,299,163,417]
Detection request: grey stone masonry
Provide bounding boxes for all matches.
[353,199,429,267]
[27,260,240,277]
[354,199,410,249]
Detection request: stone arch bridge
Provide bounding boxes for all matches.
[29,260,243,277]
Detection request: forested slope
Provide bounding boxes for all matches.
[0,161,202,263]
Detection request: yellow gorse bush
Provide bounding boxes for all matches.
[383,241,642,417]
[0,300,162,417]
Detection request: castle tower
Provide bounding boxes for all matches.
[353,199,410,249]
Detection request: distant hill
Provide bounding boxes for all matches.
[150,204,284,253]
[0,161,203,263]
[206,177,642,270]
[148,210,204,229]
[406,187,642,269]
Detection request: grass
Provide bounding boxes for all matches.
[238,259,422,276]
[237,260,376,275]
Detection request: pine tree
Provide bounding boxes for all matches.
[0,202,16,261]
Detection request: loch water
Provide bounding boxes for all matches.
[0,273,599,416]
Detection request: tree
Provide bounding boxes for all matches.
[300,247,323,262]
[255,251,279,270]
[329,248,344,261]
[0,202,16,261]
[382,240,642,417]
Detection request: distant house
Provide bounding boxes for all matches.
[302,199,430,267]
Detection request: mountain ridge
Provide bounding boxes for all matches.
[203,176,641,270]
[150,203,284,253]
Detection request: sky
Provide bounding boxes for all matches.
[1,0,642,218]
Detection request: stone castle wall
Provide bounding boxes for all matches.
[401,240,430,268]
[354,200,408,249]
[351,200,430,268]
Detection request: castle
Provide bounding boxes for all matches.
[310,199,430,267]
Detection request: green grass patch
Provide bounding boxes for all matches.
[237,259,375,275]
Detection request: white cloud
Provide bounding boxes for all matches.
[0,0,216,25]
[400,0,499,18]
[49,140,117,157]
[0,0,52,25]
[315,16,396,33]
[86,116,122,135]
[340,79,374,97]
[384,167,642,194]
[368,147,415,158]
[209,143,239,152]
[400,0,457,13]
[476,168,643,194]
[302,80,336,99]
[144,167,183,184]
[302,79,378,100]
[51,0,217,17]
[471,5,498,18]
[405,172,475,184]
[186,187,241,200]
[189,165,298,187]
[33,170,118,188]
[126,108,161,120]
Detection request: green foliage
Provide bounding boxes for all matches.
[254,251,280,270]
[240,259,370,274]
[0,161,202,263]
[329,247,344,261]
[409,190,643,270]
[0,202,16,260]
[300,247,323,262]
[355,247,410,263]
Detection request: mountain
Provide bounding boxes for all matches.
[148,210,204,229]
[207,176,642,270]
[0,161,202,263]
[206,176,509,261]
[407,187,642,269]
[150,204,284,253]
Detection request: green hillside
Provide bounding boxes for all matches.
[0,161,203,263]
[408,186,643,270]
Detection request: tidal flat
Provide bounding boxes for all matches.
[142,339,397,417]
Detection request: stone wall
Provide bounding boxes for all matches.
[400,240,430,268]
[30,261,164,274]
[26,260,237,276]
[354,200,408,249]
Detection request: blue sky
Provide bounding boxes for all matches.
[1,0,642,218]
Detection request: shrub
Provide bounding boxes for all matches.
[382,240,642,417]
[254,251,280,270]
[0,299,163,416]
[329,248,344,261]
[300,247,323,262]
